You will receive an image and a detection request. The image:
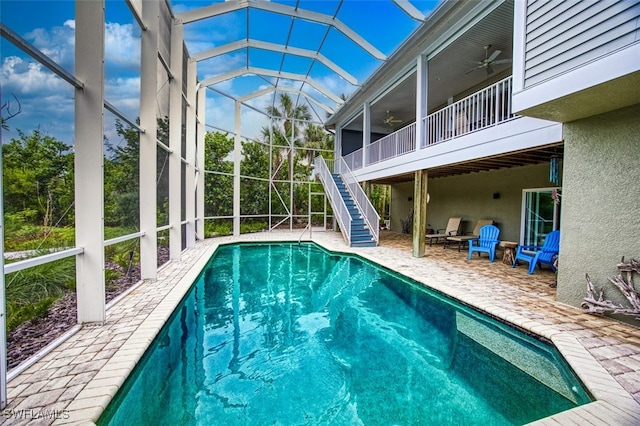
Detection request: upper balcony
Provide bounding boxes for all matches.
[330,1,564,182]
[343,76,562,181]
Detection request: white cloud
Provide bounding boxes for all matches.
[24,22,75,68]
[105,76,140,118]
[1,56,70,95]
[105,22,140,69]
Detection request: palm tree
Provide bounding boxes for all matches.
[261,93,312,178]
[261,93,312,222]
[301,124,334,166]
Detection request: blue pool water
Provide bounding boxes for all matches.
[99,243,591,425]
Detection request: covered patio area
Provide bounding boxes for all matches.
[2,230,639,425]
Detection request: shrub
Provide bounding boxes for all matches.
[6,297,57,333]
[4,255,75,331]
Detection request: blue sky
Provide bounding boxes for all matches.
[1,0,438,147]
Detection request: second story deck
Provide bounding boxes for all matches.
[342,77,563,182]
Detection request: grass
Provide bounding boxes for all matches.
[4,254,75,333]
[4,226,140,333]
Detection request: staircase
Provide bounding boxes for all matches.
[332,174,377,247]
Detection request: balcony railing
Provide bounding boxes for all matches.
[367,122,416,165]
[423,76,515,147]
[314,156,352,245]
[342,77,516,171]
[334,157,380,245]
[343,149,363,171]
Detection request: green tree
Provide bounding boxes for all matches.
[204,131,234,217]
[105,120,140,228]
[2,130,74,227]
[261,93,312,180]
[240,140,270,216]
[104,117,171,228]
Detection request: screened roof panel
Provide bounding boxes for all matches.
[176,0,434,138]
[276,0,342,15]
[248,9,292,44]
[338,0,421,56]
[197,51,248,82]
[247,48,285,71]
[287,19,331,51]
[279,54,315,76]
[320,27,382,82]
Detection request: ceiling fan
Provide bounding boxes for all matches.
[466,44,511,75]
[384,110,403,127]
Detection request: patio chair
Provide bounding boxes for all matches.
[513,230,560,274]
[468,224,501,262]
[426,217,462,247]
[445,219,494,251]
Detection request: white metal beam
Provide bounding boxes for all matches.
[139,0,159,279]
[196,85,206,240]
[0,23,83,89]
[237,86,335,115]
[185,58,197,247]
[392,0,426,21]
[233,101,242,236]
[176,0,386,60]
[201,66,343,104]
[415,54,427,150]
[192,39,358,86]
[0,110,5,409]
[75,0,106,324]
[125,0,147,30]
[168,20,183,260]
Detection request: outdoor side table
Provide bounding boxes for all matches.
[499,241,518,265]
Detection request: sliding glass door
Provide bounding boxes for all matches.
[520,188,561,246]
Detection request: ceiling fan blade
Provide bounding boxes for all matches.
[486,64,494,74]
[465,65,483,75]
[488,49,502,62]
[492,58,511,65]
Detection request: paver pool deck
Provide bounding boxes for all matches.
[2,230,639,425]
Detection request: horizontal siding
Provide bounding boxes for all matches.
[523,0,640,87]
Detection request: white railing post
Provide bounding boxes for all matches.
[335,157,380,245]
[314,157,352,245]
[424,76,516,145]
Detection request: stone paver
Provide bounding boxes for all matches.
[0,230,638,425]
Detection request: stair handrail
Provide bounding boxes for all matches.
[313,156,352,246]
[334,157,380,245]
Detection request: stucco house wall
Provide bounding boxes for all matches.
[389,163,556,242]
[389,182,414,233]
[557,104,640,310]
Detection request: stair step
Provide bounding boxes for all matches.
[328,172,378,248]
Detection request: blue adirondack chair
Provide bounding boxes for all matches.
[513,230,560,274]
[468,225,500,262]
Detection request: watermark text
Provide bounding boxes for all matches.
[3,408,70,420]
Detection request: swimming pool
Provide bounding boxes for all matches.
[99,242,591,425]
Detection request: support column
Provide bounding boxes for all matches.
[75,0,105,323]
[416,54,427,150]
[363,181,371,198]
[168,19,183,259]
[185,58,197,247]
[140,0,159,279]
[332,124,342,232]
[195,76,205,240]
[362,101,371,167]
[289,118,294,230]
[0,100,6,408]
[233,101,242,236]
[412,170,428,257]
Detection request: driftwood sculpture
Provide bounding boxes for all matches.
[582,257,640,320]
